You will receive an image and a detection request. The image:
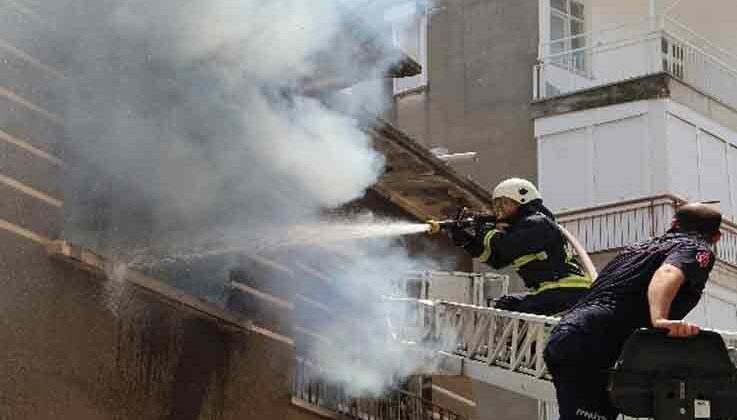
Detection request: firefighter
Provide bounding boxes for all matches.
[543,202,722,420]
[449,178,591,315]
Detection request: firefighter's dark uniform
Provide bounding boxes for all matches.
[454,201,591,315]
[543,232,716,420]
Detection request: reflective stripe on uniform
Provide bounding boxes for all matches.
[478,229,499,263]
[534,275,592,294]
[512,251,548,270]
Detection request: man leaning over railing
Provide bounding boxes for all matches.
[543,202,722,420]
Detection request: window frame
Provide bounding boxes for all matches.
[385,2,428,96]
[549,0,587,74]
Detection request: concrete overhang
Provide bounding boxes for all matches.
[301,50,420,95]
[367,117,495,221]
[301,11,421,95]
[45,240,295,346]
[532,72,737,135]
[530,72,671,119]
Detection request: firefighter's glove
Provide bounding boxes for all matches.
[473,214,498,232]
[449,224,473,247]
[493,295,524,311]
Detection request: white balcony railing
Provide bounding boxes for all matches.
[556,194,737,269]
[534,17,737,112]
[292,357,468,420]
[393,271,509,307]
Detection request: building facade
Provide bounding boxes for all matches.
[0,1,485,419]
[390,0,737,419]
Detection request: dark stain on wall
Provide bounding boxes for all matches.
[111,294,244,420]
[166,317,233,420]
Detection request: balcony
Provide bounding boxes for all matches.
[292,358,467,420]
[555,194,737,269]
[393,271,509,307]
[534,16,737,112]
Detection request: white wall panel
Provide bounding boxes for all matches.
[699,131,731,216]
[666,115,700,201]
[592,116,648,203]
[535,101,737,222]
[728,145,737,223]
[684,297,708,326]
[706,295,737,332]
[539,128,591,211]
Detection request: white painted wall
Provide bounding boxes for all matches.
[593,116,651,203]
[662,0,737,56]
[539,0,737,97]
[546,0,737,56]
[540,0,658,98]
[665,101,737,221]
[539,0,648,47]
[685,281,737,331]
[536,99,737,223]
[536,100,665,212]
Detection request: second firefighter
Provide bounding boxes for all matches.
[450,178,591,315]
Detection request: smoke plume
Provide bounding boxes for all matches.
[46,0,441,397]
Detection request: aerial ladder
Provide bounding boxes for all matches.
[387,271,737,420]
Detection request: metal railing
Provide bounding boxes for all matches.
[390,298,737,381]
[535,17,659,99]
[292,358,467,420]
[556,194,737,269]
[394,271,509,307]
[535,16,737,111]
[394,299,559,380]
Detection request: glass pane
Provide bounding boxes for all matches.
[551,0,566,13]
[551,13,565,41]
[571,20,585,51]
[573,51,585,71]
[570,19,584,36]
[571,1,585,19]
[571,35,585,50]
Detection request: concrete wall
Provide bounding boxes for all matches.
[0,238,305,420]
[0,2,356,418]
[537,95,737,220]
[393,0,540,191]
[538,0,737,97]
[426,375,541,420]
[662,0,737,55]
[472,379,539,420]
[536,100,669,212]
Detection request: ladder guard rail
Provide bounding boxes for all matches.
[386,298,737,382]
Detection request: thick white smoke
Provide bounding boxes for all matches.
[49,0,441,397]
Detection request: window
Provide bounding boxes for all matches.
[385,2,428,95]
[550,0,586,73]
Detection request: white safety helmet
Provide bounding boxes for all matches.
[492,178,542,204]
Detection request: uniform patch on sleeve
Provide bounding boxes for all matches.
[696,251,712,268]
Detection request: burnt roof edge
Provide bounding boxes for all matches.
[366,116,495,216]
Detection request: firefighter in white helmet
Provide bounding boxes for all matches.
[449,178,591,315]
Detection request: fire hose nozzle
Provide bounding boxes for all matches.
[427,214,497,235]
[427,220,455,235]
[427,220,442,235]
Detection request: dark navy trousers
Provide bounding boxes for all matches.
[543,324,621,420]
